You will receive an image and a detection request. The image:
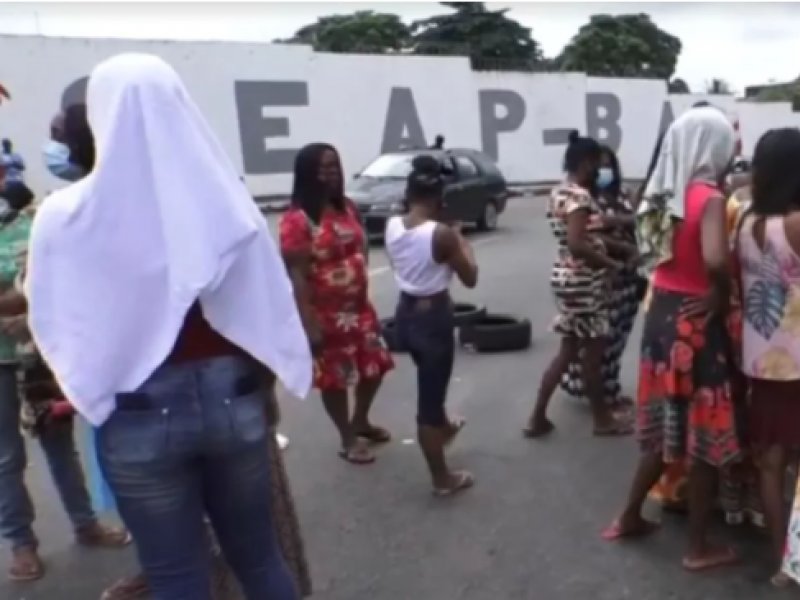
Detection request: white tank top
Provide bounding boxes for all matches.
[385,216,452,296]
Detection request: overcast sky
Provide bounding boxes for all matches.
[1,2,798,95]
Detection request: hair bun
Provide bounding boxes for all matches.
[411,154,440,176]
[568,130,580,144]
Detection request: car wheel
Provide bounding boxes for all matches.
[458,313,532,353]
[452,302,487,328]
[380,317,406,353]
[477,201,498,231]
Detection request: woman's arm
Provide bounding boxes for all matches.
[282,252,323,354]
[693,195,731,316]
[593,234,637,258]
[433,224,478,288]
[279,210,322,354]
[566,209,623,270]
[600,214,636,229]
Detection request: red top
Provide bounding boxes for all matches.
[653,181,719,295]
[166,303,242,364]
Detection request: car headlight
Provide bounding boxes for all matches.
[389,201,405,214]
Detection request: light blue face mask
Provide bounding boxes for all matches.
[42,140,85,182]
[596,167,614,189]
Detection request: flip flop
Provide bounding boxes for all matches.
[682,546,738,572]
[355,425,392,444]
[338,441,376,465]
[8,548,44,582]
[771,571,792,588]
[433,471,475,497]
[522,419,555,438]
[593,421,634,437]
[601,519,660,541]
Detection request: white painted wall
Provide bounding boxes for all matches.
[1,34,798,197]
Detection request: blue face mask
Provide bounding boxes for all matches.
[42,140,85,182]
[596,167,614,190]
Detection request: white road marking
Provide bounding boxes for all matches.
[368,235,498,278]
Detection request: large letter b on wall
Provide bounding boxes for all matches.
[234,81,309,175]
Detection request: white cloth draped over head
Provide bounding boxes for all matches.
[25,53,313,426]
[636,105,736,270]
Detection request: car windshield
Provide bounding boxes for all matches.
[360,154,425,178]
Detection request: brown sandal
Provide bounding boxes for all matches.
[8,545,44,582]
[100,572,150,600]
[76,523,132,548]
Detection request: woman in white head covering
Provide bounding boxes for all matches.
[603,106,743,572]
[25,53,311,599]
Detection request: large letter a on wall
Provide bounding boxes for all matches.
[381,87,427,153]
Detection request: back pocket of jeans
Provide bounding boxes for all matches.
[98,406,169,465]
[226,388,268,445]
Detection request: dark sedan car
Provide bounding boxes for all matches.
[347,148,508,239]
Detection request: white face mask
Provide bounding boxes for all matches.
[42,140,85,182]
[596,167,614,189]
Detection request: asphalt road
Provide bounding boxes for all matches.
[1,198,795,600]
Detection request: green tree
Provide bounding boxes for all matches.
[411,2,543,71]
[706,78,733,95]
[754,80,800,110]
[668,78,690,93]
[277,11,410,54]
[557,14,681,80]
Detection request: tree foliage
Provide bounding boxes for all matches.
[668,78,690,94]
[557,14,681,80]
[278,11,410,54]
[411,2,543,71]
[706,78,733,95]
[754,80,800,110]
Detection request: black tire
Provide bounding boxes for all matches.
[452,302,487,328]
[380,317,406,353]
[458,313,532,353]
[477,200,499,231]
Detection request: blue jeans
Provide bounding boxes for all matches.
[0,365,97,549]
[394,293,455,427]
[97,355,297,600]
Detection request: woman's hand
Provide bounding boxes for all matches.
[680,287,729,320]
[0,315,29,340]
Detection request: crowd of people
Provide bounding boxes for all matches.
[0,52,799,598]
[533,103,800,586]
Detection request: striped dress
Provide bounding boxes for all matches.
[547,182,609,339]
[560,190,640,400]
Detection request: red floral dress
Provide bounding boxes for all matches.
[279,202,394,391]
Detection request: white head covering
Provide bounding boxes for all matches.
[25,53,312,426]
[643,106,736,218]
[637,106,736,270]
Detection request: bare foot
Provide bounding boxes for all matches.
[683,544,738,572]
[602,514,660,541]
[523,417,555,438]
[593,415,633,437]
[433,470,475,497]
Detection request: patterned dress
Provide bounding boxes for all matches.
[560,190,640,400]
[279,202,394,391]
[547,182,609,338]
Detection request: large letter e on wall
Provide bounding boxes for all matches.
[235,81,308,175]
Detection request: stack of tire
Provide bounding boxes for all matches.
[381,302,532,354]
